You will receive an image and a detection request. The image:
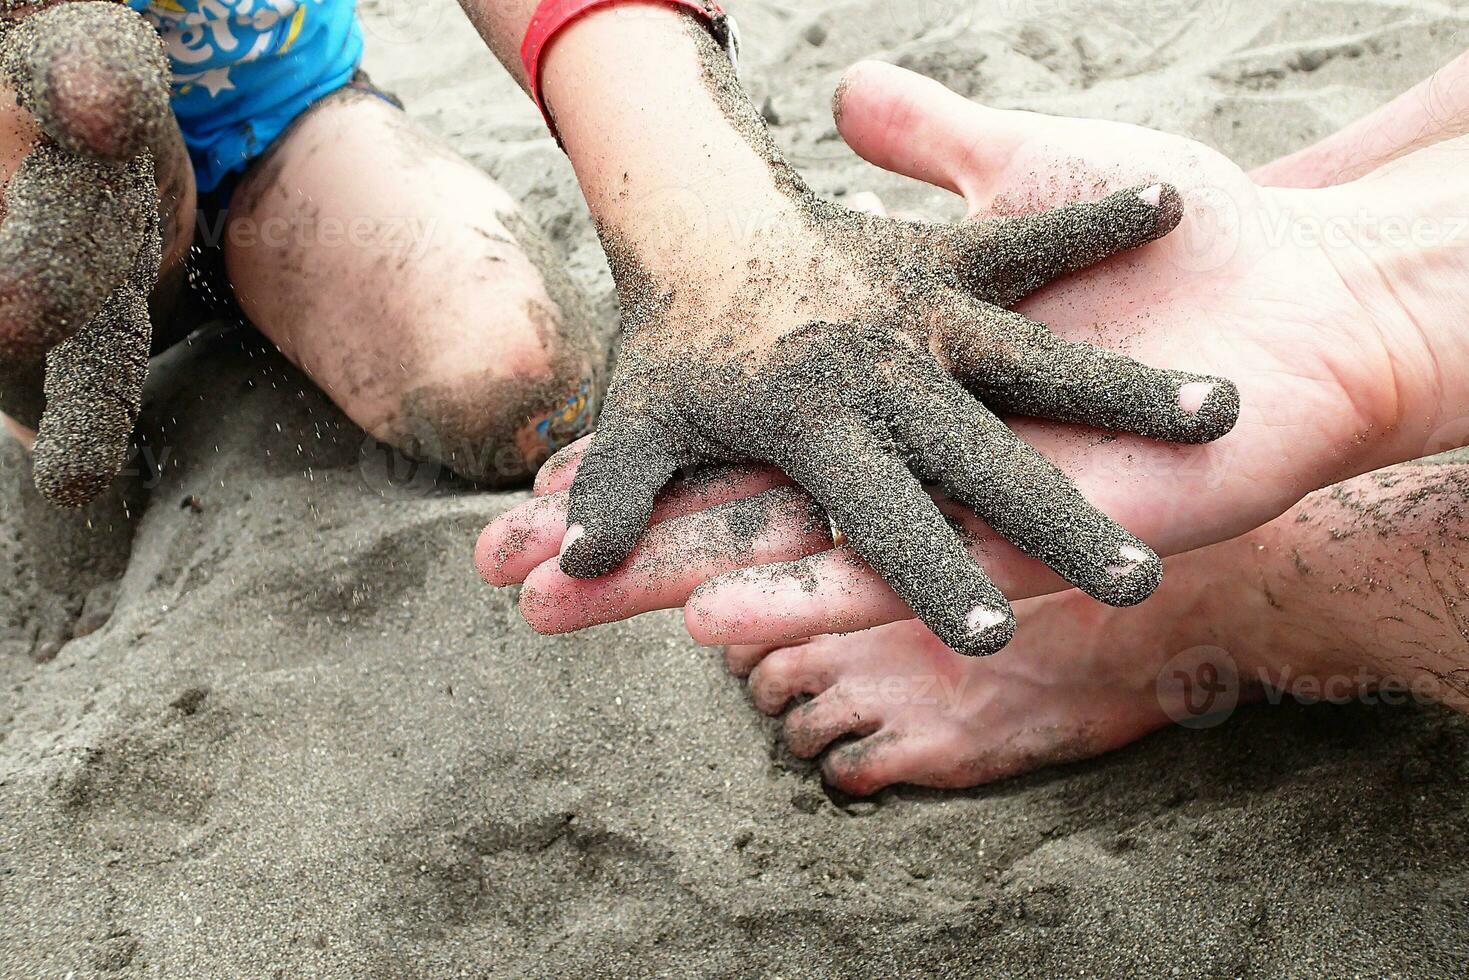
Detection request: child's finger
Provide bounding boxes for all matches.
[517,488,832,635]
[958,184,1182,308]
[560,419,685,579]
[31,278,151,507]
[26,150,160,509]
[0,144,154,360]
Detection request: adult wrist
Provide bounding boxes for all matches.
[1321,171,1469,468]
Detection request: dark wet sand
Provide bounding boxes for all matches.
[3,0,1469,975]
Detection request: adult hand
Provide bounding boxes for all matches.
[0,1,169,506]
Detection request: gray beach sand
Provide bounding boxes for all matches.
[4,0,1469,974]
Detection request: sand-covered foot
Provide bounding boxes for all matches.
[730,458,1469,796]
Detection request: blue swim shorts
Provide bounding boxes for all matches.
[126,0,364,195]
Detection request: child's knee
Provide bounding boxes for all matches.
[386,345,601,489]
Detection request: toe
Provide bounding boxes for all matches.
[821,731,946,797]
[724,642,783,677]
[747,642,831,715]
[784,686,882,759]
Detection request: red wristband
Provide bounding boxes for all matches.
[520,0,735,146]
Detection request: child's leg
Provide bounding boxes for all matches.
[222,89,601,487]
[728,462,1469,796]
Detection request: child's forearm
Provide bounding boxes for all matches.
[456,1,790,276]
[1253,49,1469,188]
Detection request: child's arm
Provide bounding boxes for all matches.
[0,2,169,507]
[455,1,1239,655]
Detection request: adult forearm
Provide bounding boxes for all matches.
[1318,133,1469,468]
[1254,49,1469,188]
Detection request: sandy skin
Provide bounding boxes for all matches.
[477,62,1468,657]
[556,24,1239,658]
[477,51,1469,797]
[0,4,604,501]
[728,462,1469,795]
[0,1,170,507]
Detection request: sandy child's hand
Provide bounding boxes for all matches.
[546,83,1237,655]
[0,1,168,507]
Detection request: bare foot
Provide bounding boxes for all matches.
[728,462,1469,796]
[725,531,1268,795]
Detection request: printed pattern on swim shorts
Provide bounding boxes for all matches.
[126,0,363,192]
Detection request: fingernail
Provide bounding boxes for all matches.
[1139,184,1164,207]
[966,605,1008,634]
[1178,381,1214,415]
[560,524,585,557]
[1107,544,1152,579]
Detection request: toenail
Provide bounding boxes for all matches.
[559,524,585,557]
[966,605,1008,634]
[1139,184,1164,207]
[1178,382,1214,415]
